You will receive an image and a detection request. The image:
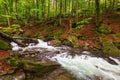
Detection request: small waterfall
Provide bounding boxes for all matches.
[10,39,57,51]
[51,52,120,80]
[10,39,120,80]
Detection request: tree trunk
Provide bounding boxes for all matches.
[3,0,11,27]
[95,0,100,27]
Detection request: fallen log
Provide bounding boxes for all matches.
[0,32,26,47]
[13,37,38,43]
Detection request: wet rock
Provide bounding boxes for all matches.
[69,48,82,56]
[22,58,60,73]
[36,51,59,63]
[61,39,73,47]
[0,70,25,80]
[48,40,62,47]
[1,55,60,79]
[67,35,80,48]
[33,68,77,80]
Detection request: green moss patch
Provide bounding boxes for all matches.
[0,40,11,50]
[102,41,120,56]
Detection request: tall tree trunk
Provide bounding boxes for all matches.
[59,0,62,25]
[48,0,50,17]
[55,0,58,16]
[3,0,11,27]
[95,0,100,27]
[64,0,67,14]
[13,0,19,22]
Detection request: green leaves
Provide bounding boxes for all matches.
[75,17,92,30]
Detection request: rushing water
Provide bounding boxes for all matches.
[11,39,120,80]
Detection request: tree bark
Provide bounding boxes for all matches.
[95,0,100,27]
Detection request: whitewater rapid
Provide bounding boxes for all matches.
[11,39,120,80]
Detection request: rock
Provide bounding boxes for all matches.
[67,35,80,48]
[2,55,60,79]
[0,40,11,50]
[22,59,60,73]
[102,41,120,56]
[48,40,62,47]
[33,68,77,80]
[61,39,72,47]
[0,70,25,80]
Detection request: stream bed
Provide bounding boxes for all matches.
[4,39,120,80]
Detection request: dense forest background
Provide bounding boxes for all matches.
[0,0,120,27]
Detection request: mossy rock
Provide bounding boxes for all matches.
[0,40,11,50]
[22,59,60,74]
[48,40,62,47]
[67,35,79,48]
[4,56,60,77]
[102,41,120,56]
[61,39,72,47]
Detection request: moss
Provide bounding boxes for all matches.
[98,25,112,34]
[33,32,39,38]
[113,33,120,38]
[4,56,60,77]
[22,59,60,74]
[53,28,63,39]
[67,35,79,48]
[114,42,120,49]
[102,41,120,56]
[0,40,11,50]
[0,25,23,36]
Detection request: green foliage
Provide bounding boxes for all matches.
[33,32,39,38]
[75,17,92,30]
[0,0,118,28]
[0,40,11,50]
[53,28,63,39]
[102,41,120,56]
[0,24,23,35]
[98,25,112,34]
[4,55,60,74]
[113,33,120,37]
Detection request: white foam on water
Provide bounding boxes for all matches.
[10,39,120,80]
[51,52,120,80]
[10,39,57,51]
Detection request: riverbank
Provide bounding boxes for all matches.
[21,12,120,56]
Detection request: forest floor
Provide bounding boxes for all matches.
[22,12,120,48]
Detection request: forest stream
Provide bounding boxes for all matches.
[8,39,120,80]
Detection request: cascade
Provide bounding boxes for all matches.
[11,39,120,80]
